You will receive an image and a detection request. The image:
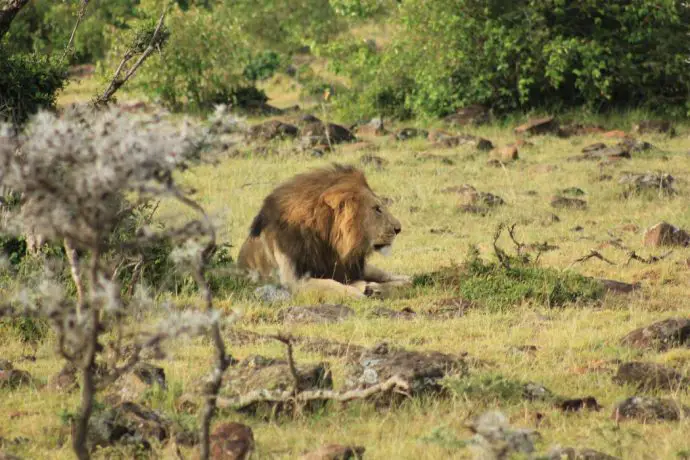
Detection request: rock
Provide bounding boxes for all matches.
[619,172,675,197]
[415,152,455,165]
[359,154,388,170]
[602,130,627,138]
[299,114,321,124]
[558,397,602,412]
[644,222,690,247]
[427,129,456,143]
[522,382,555,402]
[514,116,558,136]
[541,213,561,226]
[279,304,354,324]
[613,362,688,391]
[0,360,12,371]
[343,342,467,397]
[86,401,184,451]
[570,144,631,162]
[0,369,32,389]
[468,411,539,459]
[550,196,587,210]
[394,127,428,141]
[561,187,586,196]
[366,306,416,320]
[355,117,385,136]
[48,364,78,392]
[300,444,365,460]
[582,142,607,153]
[493,145,519,162]
[423,298,472,318]
[298,338,367,360]
[254,285,291,303]
[596,279,640,295]
[216,356,333,414]
[618,172,676,197]
[612,396,690,422]
[301,122,356,146]
[547,446,620,460]
[433,134,493,151]
[247,120,298,142]
[619,137,655,153]
[448,184,505,209]
[444,104,490,126]
[632,120,675,136]
[558,123,605,137]
[210,423,254,460]
[620,318,690,351]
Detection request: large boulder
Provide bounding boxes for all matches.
[247,120,298,142]
[612,396,690,422]
[643,222,689,247]
[620,318,690,351]
[210,423,255,460]
[343,342,467,398]
[613,362,688,391]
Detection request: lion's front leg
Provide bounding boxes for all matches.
[363,264,412,286]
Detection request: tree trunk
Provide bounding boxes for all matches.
[0,0,29,40]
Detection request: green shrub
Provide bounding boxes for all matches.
[413,252,604,311]
[0,48,67,124]
[330,0,690,119]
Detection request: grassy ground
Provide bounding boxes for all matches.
[1,78,689,459]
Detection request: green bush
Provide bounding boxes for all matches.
[413,252,604,311]
[0,48,67,124]
[4,0,139,64]
[330,0,690,119]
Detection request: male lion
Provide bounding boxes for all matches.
[237,164,410,298]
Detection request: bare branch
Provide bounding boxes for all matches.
[625,250,673,266]
[215,376,411,411]
[61,0,90,63]
[93,7,168,107]
[271,334,301,395]
[568,250,616,268]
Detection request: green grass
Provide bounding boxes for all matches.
[0,75,689,459]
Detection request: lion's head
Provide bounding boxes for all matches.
[239,164,402,283]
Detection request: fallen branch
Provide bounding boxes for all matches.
[271,334,301,394]
[625,250,673,266]
[568,250,616,268]
[215,375,411,411]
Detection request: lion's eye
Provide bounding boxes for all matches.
[374,205,383,214]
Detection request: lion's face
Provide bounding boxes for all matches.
[322,183,402,259]
[358,190,402,256]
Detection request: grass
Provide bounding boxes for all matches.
[1,76,689,459]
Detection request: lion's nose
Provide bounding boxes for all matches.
[394,225,401,235]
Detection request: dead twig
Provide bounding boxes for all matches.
[568,250,616,268]
[271,334,301,395]
[493,223,512,269]
[625,250,673,266]
[215,375,411,411]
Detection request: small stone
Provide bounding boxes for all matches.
[522,382,554,402]
[300,444,365,460]
[582,143,607,153]
[612,396,690,422]
[279,304,354,324]
[359,154,387,170]
[0,369,33,389]
[394,127,428,141]
[613,362,687,391]
[254,285,291,303]
[547,446,620,460]
[514,116,558,136]
[643,222,689,247]
[354,117,385,136]
[444,104,490,126]
[602,130,627,138]
[210,423,255,460]
[247,120,299,142]
[620,318,690,351]
[433,134,493,150]
[619,172,675,196]
[558,397,602,412]
[366,306,416,320]
[632,120,675,136]
[561,187,586,196]
[493,145,519,162]
[550,196,587,210]
[596,279,640,295]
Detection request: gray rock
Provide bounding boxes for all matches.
[620,317,690,351]
[613,362,688,391]
[612,396,690,422]
[254,285,291,303]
